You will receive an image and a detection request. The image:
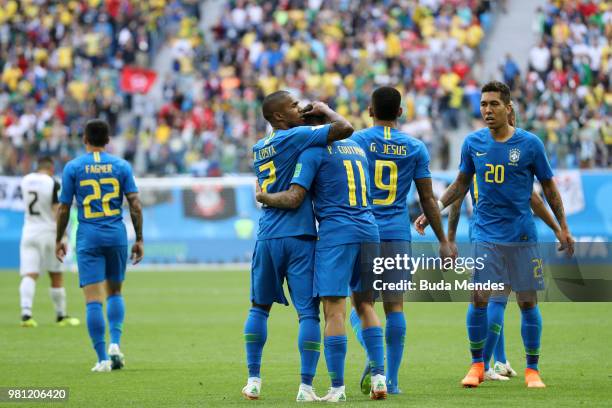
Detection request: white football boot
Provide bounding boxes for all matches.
[370,374,387,400]
[296,384,319,402]
[494,360,517,377]
[241,377,261,400]
[108,343,125,370]
[91,360,112,372]
[485,368,510,381]
[320,386,346,403]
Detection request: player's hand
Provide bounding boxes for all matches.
[556,228,575,257]
[55,241,67,263]
[449,241,459,258]
[414,213,429,235]
[131,240,144,265]
[439,240,457,263]
[301,101,331,118]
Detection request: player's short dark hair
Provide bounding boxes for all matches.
[84,119,110,147]
[481,81,511,105]
[371,87,402,121]
[37,156,53,170]
[262,90,291,122]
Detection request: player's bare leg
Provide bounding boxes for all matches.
[49,272,79,327]
[20,272,38,327]
[83,282,111,372]
[353,292,387,400]
[106,280,125,370]
[462,290,490,388]
[517,291,545,388]
[242,302,271,400]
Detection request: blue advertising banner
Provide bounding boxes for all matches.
[0,171,610,269]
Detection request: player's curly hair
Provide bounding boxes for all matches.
[84,119,110,147]
[481,81,511,105]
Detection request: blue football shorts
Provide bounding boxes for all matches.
[250,236,318,318]
[472,242,545,292]
[77,245,128,288]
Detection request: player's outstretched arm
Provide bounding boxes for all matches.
[55,203,70,262]
[302,102,353,142]
[126,192,144,264]
[539,179,574,256]
[414,172,472,234]
[255,184,307,209]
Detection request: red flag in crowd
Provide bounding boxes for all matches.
[120,66,157,94]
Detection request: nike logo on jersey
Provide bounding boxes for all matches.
[476,152,487,156]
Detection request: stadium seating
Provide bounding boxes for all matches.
[0,0,609,176]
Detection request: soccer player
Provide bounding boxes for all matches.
[19,156,80,328]
[243,91,353,401]
[348,86,453,394]
[255,137,386,401]
[417,81,573,388]
[55,119,144,372]
[418,188,567,381]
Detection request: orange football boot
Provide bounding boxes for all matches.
[461,362,485,388]
[525,368,546,388]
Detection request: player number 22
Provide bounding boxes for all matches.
[80,178,121,219]
[373,160,398,205]
[343,160,368,207]
[484,164,504,184]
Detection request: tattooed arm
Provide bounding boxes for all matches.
[55,203,71,262]
[126,192,144,264]
[256,184,308,210]
[540,179,574,255]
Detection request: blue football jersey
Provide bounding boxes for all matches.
[459,128,554,243]
[253,124,331,240]
[59,151,138,250]
[291,140,379,248]
[351,126,431,241]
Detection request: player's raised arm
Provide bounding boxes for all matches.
[302,101,353,142]
[256,184,307,209]
[126,192,144,264]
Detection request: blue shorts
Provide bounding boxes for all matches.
[376,240,412,300]
[250,236,318,318]
[77,245,128,288]
[473,242,544,292]
[314,243,379,297]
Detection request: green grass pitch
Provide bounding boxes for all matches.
[0,270,610,407]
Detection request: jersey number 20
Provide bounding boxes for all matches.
[80,178,120,219]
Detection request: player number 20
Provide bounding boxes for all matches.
[484,164,504,184]
[343,160,368,207]
[373,160,398,205]
[79,178,121,219]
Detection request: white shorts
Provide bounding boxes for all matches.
[20,232,63,275]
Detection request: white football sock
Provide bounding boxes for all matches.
[50,287,67,317]
[20,276,36,316]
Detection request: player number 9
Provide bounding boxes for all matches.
[373,160,398,205]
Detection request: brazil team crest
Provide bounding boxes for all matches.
[509,148,520,163]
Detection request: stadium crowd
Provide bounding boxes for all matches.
[0,0,610,176]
